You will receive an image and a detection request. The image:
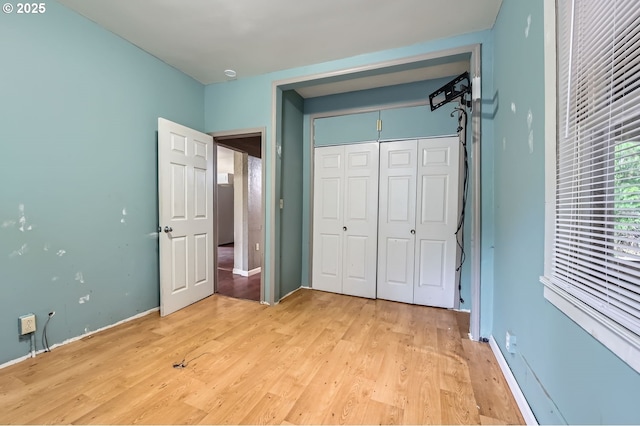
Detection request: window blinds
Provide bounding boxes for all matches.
[555,0,640,336]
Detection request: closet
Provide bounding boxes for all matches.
[311,105,462,308]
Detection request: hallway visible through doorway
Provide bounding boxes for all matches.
[216,245,260,301]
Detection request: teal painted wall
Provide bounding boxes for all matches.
[492,1,640,424]
[0,1,204,364]
[279,91,304,298]
[205,32,496,334]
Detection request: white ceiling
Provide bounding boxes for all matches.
[58,0,502,95]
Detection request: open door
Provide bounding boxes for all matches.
[158,118,214,316]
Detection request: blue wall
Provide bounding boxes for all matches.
[0,1,204,364]
[492,1,640,423]
[279,91,304,298]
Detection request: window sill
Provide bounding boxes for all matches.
[540,276,640,374]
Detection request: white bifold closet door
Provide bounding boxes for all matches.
[377,137,460,308]
[312,142,379,298]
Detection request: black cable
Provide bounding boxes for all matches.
[173,351,213,369]
[42,312,54,352]
[451,106,469,303]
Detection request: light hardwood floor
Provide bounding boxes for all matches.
[0,289,524,425]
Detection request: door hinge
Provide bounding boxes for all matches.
[279,199,284,209]
[376,119,382,132]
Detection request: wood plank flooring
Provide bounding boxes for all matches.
[0,289,524,425]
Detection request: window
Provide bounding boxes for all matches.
[542,0,640,373]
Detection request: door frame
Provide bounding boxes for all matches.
[271,44,483,339]
[210,127,267,304]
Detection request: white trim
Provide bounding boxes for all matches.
[278,286,304,302]
[0,307,159,370]
[489,336,538,425]
[541,278,640,373]
[542,0,557,279]
[232,267,261,277]
[469,44,482,341]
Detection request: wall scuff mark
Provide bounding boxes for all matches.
[79,294,90,304]
[9,244,28,258]
[75,272,85,284]
[56,249,66,257]
[527,109,534,153]
[525,14,532,38]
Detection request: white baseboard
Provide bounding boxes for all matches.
[232,266,261,277]
[489,336,538,425]
[0,307,159,370]
[279,286,305,303]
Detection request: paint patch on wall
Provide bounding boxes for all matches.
[2,220,16,228]
[527,109,534,153]
[511,102,517,114]
[503,137,507,151]
[51,276,59,282]
[44,243,50,251]
[120,207,127,224]
[75,272,85,284]
[18,204,26,232]
[525,14,532,38]
[9,244,28,258]
[56,249,66,257]
[146,232,159,239]
[79,294,90,304]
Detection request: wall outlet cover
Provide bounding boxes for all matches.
[19,314,36,335]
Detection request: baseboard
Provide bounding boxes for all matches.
[0,307,159,370]
[489,336,538,425]
[232,267,261,277]
[279,286,304,302]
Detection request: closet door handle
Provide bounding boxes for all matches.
[164,226,173,233]
[410,229,415,234]
[343,226,347,231]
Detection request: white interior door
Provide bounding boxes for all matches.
[341,143,379,298]
[413,137,460,308]
[377,140,418,303]
[312,145,344,294]
[158,118,214,316]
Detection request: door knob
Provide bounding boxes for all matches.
[164,226,173,233]
[410,229,415,234]
[343,226,347,231]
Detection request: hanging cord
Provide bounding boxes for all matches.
[42,311,55,352]
[451,106,469,303]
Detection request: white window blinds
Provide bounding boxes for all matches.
[553,0,640,337]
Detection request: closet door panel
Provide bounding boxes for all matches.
[312,146,344,294]
[342,143,379,299]
[377,140,417,303]
[414,137,460,308]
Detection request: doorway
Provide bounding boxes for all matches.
[213,131,264,302]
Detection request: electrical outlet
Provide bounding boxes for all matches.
[19,314,36,335]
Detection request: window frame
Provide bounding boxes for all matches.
[541,0,640,374]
